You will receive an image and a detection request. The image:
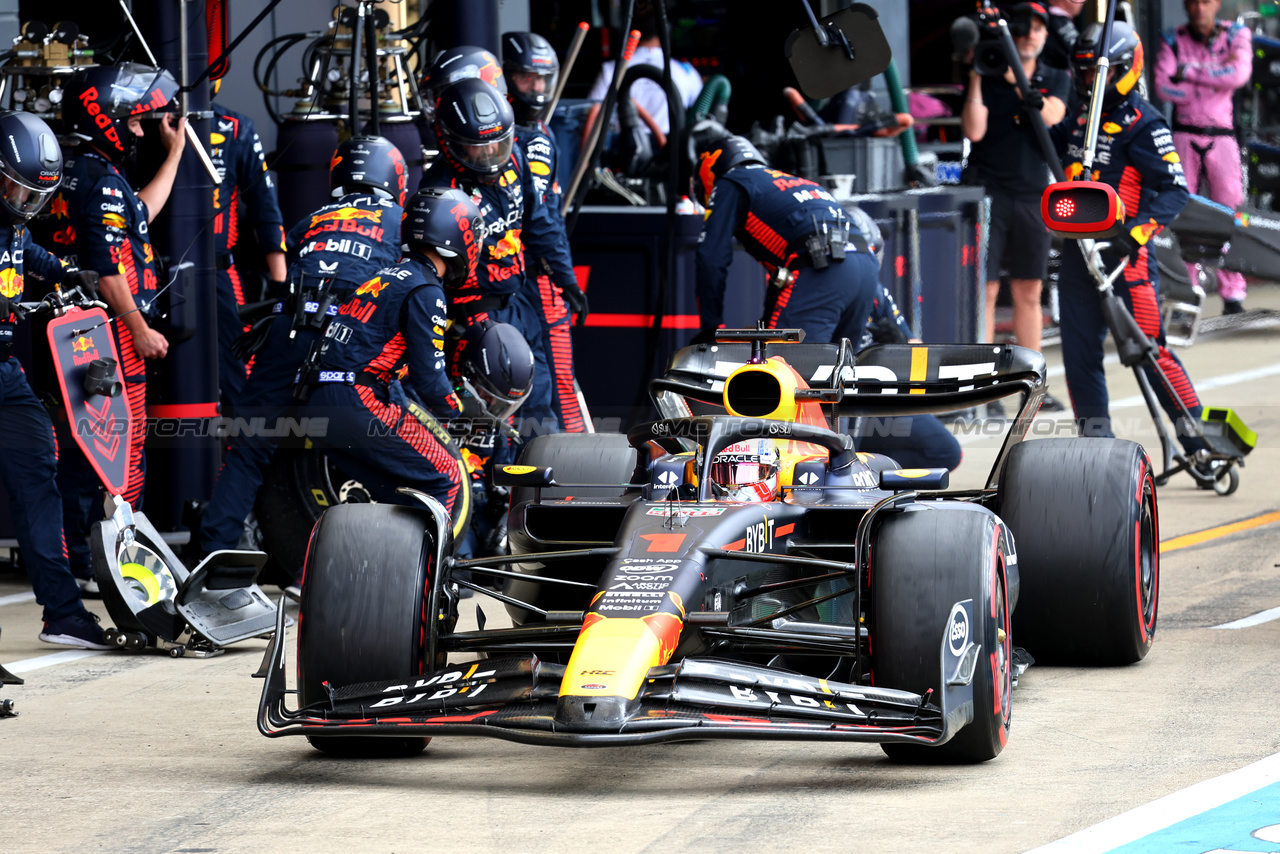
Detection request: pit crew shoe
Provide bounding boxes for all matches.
[1040,392,1065,412]
[76,575,101,597]
[1222,299,1244,316]
[38,611,112,650]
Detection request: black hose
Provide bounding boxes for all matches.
[365,0,381,137]
[648,0,681,406]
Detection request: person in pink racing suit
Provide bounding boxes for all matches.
[1154,0,1252,313]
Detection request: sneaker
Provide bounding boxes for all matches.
[76,576,101,598]
[1222,299,1245,315]
[39,611,112,650]
[1040,392,1066,413]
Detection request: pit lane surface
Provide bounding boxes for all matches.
[2,290,1279,854]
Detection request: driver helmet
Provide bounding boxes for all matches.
[0,111,62,224]
[432,78,515,183]
[62,62,178,162]
[710,439,779,503]
[456,318,535,421]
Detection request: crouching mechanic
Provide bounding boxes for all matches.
[692,133,879,347]
[198,135,407,554]
[298,187,482,519]
[0,110,110,648]
[1054,23,1214,461]
[421,77,586,435]
[503,30,591,433]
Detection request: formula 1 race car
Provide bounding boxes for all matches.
[259,329,1159,763]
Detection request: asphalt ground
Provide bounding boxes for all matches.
[1,286,1278,854]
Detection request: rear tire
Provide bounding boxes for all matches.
[511,433,638,506]
[999,438,1158,665]
[298,503,437,758]
[871,504,1011,763]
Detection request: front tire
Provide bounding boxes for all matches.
[999,438,1158,665]
[871,504,1011,763]
[298,503,437,757]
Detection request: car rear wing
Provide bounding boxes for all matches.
[651,339,1048,490]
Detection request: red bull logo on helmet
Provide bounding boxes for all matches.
[77,87,123,151]
[310,206,382,228]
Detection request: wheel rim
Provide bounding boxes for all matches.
[996,560,1012,730]
[1137,479,1158,634]
[118,543,178,607]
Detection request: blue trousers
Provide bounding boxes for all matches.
[1058,249,1204,453]
[0,359,84,620]
[199,315,315,552]
[216,266,249,410]
[765,251,880,345]
[855,414,963,471]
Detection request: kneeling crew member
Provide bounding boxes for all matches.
[198,135,407,554]
[300,187,482,516]
[692,132,879,346]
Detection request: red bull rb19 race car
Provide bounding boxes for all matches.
[258,329,1158,763]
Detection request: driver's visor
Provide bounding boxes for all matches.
[0,173,55,217]
[710,460,772,486]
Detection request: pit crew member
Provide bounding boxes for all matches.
[691,132,878,349]
[504,30,591,433]
[420,77,585,436]
[54,63,183,582]
[198,135,407,555]
[299,187,482,519]
[1054,23,1216,459]
[0,110,110,648]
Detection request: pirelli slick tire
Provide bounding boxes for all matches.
[999,438,1158,665]
[257,408,469,582]
[871,504,1012,764]
[298,503,436,758]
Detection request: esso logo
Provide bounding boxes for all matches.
[948,607,970,656]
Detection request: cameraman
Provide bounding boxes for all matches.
[961,2,1068,411]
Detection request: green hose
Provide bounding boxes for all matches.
[688,74,731,124]
[882,59,919,168]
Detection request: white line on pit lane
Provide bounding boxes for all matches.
[0,591,36,607]
[1210,605,1280,630]
[5,649,107,673]
[957,360,1280,446]
[1025,750,1280,853]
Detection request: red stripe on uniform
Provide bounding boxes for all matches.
[745,212,788,262]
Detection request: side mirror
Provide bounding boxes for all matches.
[492,465,556,488]
[1041,181,1126,239]
[879,467,950,491]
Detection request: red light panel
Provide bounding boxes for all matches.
[1054,198,1075,218]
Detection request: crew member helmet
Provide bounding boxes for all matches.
[501,32,560,124]
[330,135,408,206]
[696,132,766,206]
[433,78,516,182]
[422,45,507,120]
[62,63,178,162]
[456,318,535,421]
[1071,21,1144,111]
[0,111,62,224]
[710,439,779,503]
[402,187,485,288]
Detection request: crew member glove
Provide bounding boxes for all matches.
[690,327,718,346]
[1022,86,1045,113]
[65,270,101,302]
[1102,230,1144,271]
[558,280,589,325]
[456,387,489,420]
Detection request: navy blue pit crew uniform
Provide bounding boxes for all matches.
[1051,91,1205,449]
[52,151,159,577]
[513,120,588,433]
[421,145,577,432]
[304,253,464,514]
[198,193,402,552]
[209,103,287,407]
[0,224,93,624]
[695,164,879,345]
